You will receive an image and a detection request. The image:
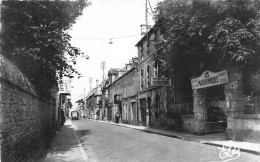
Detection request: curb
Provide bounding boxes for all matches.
[141,129,184,140]
[99,121,184,140]
[98,120,260,156]
[201,142,260,156]
[68,120,89,161]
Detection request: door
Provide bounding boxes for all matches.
[132,102,137,125]
[139,98,146,126]
[147,97,151,126]
[203,96,227,134]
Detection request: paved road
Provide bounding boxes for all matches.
[72,119,259,162]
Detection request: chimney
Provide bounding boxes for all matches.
[125,59,133,71]
[132,57,138,63]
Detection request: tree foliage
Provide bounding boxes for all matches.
[154,0,260,97]
[1,1,90,96]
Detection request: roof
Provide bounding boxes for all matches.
[135,23,161,47]
[112,66,137,85]
[75,99,84,103]
[108,68,126,76]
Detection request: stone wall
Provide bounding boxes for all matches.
[232,115,260,143]
[0,55,56,161]
[148,86,168,128]
[181,115,196,134]
[122,97,137,125]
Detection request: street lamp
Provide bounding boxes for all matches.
[109,38,113,44]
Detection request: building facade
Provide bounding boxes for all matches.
[97,24,260,143]
[86,85,102,119]
[136,27,173,128]
[115,58,139,125]
[104,68,126,122]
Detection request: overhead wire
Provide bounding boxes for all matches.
[110,34,141,40]
[73,0,155,43]
[72,34,141,41]
[148,0,155,18]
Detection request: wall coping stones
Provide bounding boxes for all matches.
[0,54,37,97]
[235,114,260,119]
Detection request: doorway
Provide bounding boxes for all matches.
[147,97,151,126]
[203,85,227,134]
[132,102,137,125]
[139,98,146,126]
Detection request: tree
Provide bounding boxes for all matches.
[154,0,260,100]
[1,1,90,96]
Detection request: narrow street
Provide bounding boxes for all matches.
[2,1,260,161]
[71,119,259,162]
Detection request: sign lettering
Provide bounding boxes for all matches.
[59,79,72,94]
[152,78,171,86]
[191,70,228,89]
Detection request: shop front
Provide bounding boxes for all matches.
[190,70,229,135]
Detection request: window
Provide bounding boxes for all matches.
[153,61,158,78]
[140,69,144,90]
[147,65,150,87]
[125,81,127,97]
[147,41,150,55]
[140,46,144,61]
[154,32,158,42]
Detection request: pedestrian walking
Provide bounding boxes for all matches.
[115,111,120,124]
[93,114,98,121]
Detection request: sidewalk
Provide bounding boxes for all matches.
[98,120,260,155]
[40,120,88,162]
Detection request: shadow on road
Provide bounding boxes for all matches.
[76,129,92,137]
[39,124,92,162]
[76,129,93,143]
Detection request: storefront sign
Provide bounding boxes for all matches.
[60,79,71,84]
[191,70,228,89]
[152,78,171,86]
[59,79,72,94]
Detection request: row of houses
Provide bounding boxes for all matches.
[90,26,176,129]
[79,25,260,143]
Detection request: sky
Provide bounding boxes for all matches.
[68,0,161,104]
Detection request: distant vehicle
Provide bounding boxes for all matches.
[71,111,79,120]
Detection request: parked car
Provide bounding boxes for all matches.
[71,111,79,120]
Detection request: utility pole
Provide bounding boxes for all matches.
[89,77,92,92]
[146,0,149,55]
[100,61,106,81]
[140,0,151,36]
[146,0,148,35]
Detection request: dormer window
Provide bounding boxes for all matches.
[140,46,143,53]
[140,46,144,60]
[154,32,158,42]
